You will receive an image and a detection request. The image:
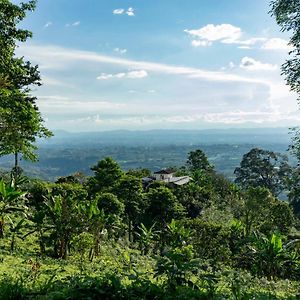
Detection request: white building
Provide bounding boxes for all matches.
[143,168,192,187]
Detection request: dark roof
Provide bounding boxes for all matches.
[154,168,175,175]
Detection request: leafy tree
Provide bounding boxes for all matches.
[240,187,291,236]
[87,157,123,195]
[0,90,51,169]
[0,180,26,238]
[287,167,300,216]
[270,0,300,98]
[97,192,124,219]
[155,220,198,289]
[0,0,40,89]
[145,187,185,238]
[234,148,291,196]
[174,183,211,218]
[185,218,231,263]
[186,149,213,173]
[116,175,144,242]
[0,0,52,170]
[96,192,125,238]
[44,183,87,258]
[79,200,106,260]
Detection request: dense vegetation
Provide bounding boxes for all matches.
[0,147,299,299]
[1,0,300,299]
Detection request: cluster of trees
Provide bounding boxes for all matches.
[1,146,300,298]
[2,0,300,298]
[0,148,299,274]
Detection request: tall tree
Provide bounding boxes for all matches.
[0,0,52,171]
[234,148,291,196]
[0,90,51,169]
[186,149,213,173]
[271,0,300,98]
[116,175,144,241]
[0,0,40,90]
[87,157,123,195]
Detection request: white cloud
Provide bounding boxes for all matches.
[261,38,293,51]
[185,24,242,42]
[126,7,135,16]
[185,24,266,49]
[113,8,125,15]
[66,21,80,27]
[113,7,135,16]
[114,48,127,54]
[240,57,277,71]
[202,110,300,124]
[238,46,251,49]
[127,70,148,79]
[44,22,52,28]
[19,44,267,85]
[191,40,212,47]
[97,70,148,80]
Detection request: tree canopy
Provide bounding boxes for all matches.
[234,148,290,196]
[271,0,300,97]
[0,0,52,171]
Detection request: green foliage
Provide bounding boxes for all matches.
[186,149,213,172]
[88,157,123,195]
[270,0,300,97]
[0,179,26,238]
[145,186,186,231]
[241,187,293,236]
[234,148,291,196]
[136,223,158,254]
[0,0,52,169]
[97,192,124,221]
[185,217,232,263]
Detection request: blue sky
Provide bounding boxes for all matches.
[15,0,300,131]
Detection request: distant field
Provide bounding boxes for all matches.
[0,129,294,181]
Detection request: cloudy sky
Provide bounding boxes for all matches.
[15,0,300,131]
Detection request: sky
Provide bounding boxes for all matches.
[14,0,300,132]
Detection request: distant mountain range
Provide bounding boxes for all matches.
[0,128,294,181]
[39,127,293,147]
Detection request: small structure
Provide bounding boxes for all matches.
[153,168,175,181]
[142,168,192,188]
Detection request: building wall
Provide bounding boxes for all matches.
[154,173,173,181]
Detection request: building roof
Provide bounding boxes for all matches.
[154,168,175,175]
[168,176,192,186]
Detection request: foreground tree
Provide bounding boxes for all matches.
[271,0,300,98]
[234,148,290,196]
[0,90,51,169]
[0,0,52,171]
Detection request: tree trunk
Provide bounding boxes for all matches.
[0,217,4,239]
[14,152,18,169]
[10,234,15,253]
[128,220,132,243]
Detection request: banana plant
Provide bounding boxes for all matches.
[136,223,159,255]
[0,180,26,238]
[7,216,26,252]
[78,200,107,261]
